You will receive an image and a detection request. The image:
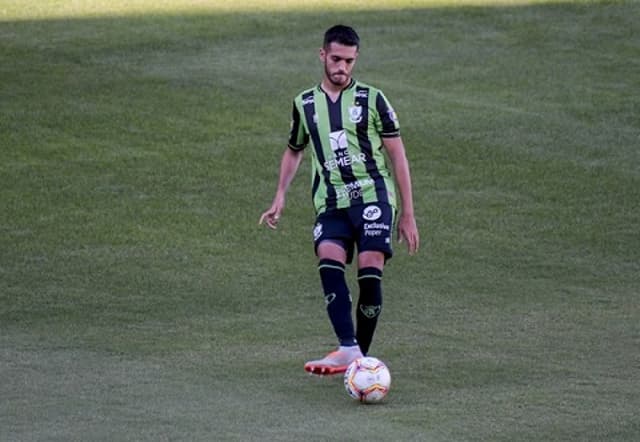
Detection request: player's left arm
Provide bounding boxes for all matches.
[383,136,420,255]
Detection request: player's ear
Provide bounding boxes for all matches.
[319,47,326,62]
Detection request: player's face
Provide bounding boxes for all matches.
[320,42,358,88]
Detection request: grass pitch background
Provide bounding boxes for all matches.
[1,0,639,440]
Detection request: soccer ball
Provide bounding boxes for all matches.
[343,357,391,403]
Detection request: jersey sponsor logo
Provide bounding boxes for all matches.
[355,90,368,99]
[325,129,367,171]
[336,178,374,201]
[329,129,348,152]
[324,152,366,171]
[348,105,363,123]
[302,96,314,106]
[362,205,382,221]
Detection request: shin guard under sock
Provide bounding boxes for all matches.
[356,267,383,355]
[318,259,357,347]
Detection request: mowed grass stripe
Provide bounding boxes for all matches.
[1,1,638,441]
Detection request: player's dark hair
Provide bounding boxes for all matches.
[323,25,360,49]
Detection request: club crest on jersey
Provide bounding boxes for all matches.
[348,105,363,123]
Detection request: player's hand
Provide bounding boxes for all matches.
[397,213,419,255]
[259,197,285,230]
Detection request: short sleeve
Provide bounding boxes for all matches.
[375,91,400,138]
[287,101,309,150]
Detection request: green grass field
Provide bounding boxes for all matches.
[1,0,639,440]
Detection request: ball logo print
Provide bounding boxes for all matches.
[344,357,391,403]
[362,205,381,221]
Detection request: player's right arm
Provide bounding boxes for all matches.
[259,147,304,229]
[260,99,308,229]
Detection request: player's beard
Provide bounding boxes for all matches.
[325,64,350,88]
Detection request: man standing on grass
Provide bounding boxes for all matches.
[260,24,419,375]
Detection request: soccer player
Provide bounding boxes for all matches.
[259,24,419,375]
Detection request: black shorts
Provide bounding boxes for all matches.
[313,203,395,263]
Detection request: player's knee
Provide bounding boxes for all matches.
[317,240,348,263]
[357,251,384,270]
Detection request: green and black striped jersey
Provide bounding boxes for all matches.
[288,79,400,215]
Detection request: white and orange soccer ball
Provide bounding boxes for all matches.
[343,357,391,403]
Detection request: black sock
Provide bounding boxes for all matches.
[356,267,383,355]
[318,259,357,347]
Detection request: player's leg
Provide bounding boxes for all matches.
[304,214,362,375]
[317,240,357,348]
[356,251,384,356]
[352,203,394,356]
